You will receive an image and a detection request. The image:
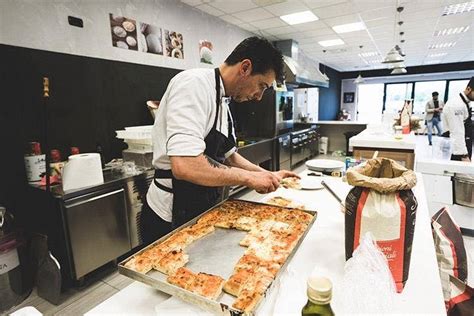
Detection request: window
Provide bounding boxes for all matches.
[385,83,413,114]
[413,80,446,114]
[357,83,384,123]
[447,79,469,102]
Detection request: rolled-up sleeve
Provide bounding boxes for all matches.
[165,75,211,157]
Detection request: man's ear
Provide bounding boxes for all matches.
[240,59,252,76]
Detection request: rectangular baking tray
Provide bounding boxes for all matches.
[118,198,317,315]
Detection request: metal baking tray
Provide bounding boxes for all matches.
[118,198,317,315]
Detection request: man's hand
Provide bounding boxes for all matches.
[272,170,300,181]
[461,156,471,162]
[246,171,280,194]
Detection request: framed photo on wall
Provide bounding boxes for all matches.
[344,92,355,103]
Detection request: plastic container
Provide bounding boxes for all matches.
[319,137,329,155]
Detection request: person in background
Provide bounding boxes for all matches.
[425,91,444,146]
[442,77,474,162]
[142,37,298,245]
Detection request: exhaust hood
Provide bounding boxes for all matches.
[275,40,329,88]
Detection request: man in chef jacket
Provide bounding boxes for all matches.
[142,37,298,244]
[442,77,474,162]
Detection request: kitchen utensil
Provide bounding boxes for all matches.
[321,180,347,213]
[453,174,474,207]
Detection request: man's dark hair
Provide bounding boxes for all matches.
[225,37,284,83]
[468,76,474,89]
[432,91,439,96]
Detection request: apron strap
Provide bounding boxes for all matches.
[212,68,221,130]
[154,169,173,193]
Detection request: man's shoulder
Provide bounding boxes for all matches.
[171,68,214,87]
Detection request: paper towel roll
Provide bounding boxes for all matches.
[62,153,104,192]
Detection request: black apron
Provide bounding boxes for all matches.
[154,68,236,228]
[460,93,472,159]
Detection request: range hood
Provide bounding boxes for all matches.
[275,40,329,88]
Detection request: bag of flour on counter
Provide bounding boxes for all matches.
[345,158,418,293]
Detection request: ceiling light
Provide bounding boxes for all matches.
[332,22,366,33]
[354,74,365,84]
[367,59,382,64]
[358,51,379,58]
[382,47,404,63]
[280,10,318,25]
[318,39,345,47]
[428,52,448,58]
[442,1,474,16]
[428,42,456,49]
[394,45,405,57]
[434,26,470,36]
[391,68,407,74]
[388,61,406,69]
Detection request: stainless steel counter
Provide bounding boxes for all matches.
[31,168,154,200]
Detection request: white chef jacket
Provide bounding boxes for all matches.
[442,92,470,155]
[146,68,236,222]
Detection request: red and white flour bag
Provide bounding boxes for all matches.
[431,207,468,302]
[447,275,474,316]
[345,158,418,293]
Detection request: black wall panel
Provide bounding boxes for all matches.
[0,44,181,209]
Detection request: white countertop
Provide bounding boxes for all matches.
[349,129,417,150]
[417,158,474,175]
[86,170,444,315]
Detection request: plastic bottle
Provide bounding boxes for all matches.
[301,276,335,316]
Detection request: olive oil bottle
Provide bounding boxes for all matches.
[301,276,335,316]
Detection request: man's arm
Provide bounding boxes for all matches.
[426,101,434,113]
[225,152,266,172]
[225,152,299,179]
[170,155,280,193]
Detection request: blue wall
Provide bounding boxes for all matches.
[318,64,341,120]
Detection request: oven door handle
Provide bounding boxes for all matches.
[66,189,125,208]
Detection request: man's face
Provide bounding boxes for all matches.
[433,95,438,101]
[232,60,276,103]
[466,87,474,101]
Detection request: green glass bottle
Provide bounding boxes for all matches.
[301,276,335,316]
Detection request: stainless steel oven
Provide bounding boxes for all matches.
[278,133,291,170]
[64,188,131,279]
[290,127,318,168]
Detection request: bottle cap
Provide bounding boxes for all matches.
[307,276,332,304]
[50,149,61,162]
[70,147,80,155]
[29,142,42,155]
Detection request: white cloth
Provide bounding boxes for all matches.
[442,92,470,155]
[146,68,236,221]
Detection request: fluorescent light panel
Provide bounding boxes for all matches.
[442,1,473,15]
[428,52,447,58]
[358,51,379,58]
[428,42,456,49]
[366,59,382,64]
[434,26,470,36]
[318,39,344,47]
[332,22,365,33]
[280,10,318,25]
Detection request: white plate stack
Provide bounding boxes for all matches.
[305,159,345,172]
[116,125,153,152]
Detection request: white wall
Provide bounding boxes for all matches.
[340,80,358,120]
[0,0,252,69]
